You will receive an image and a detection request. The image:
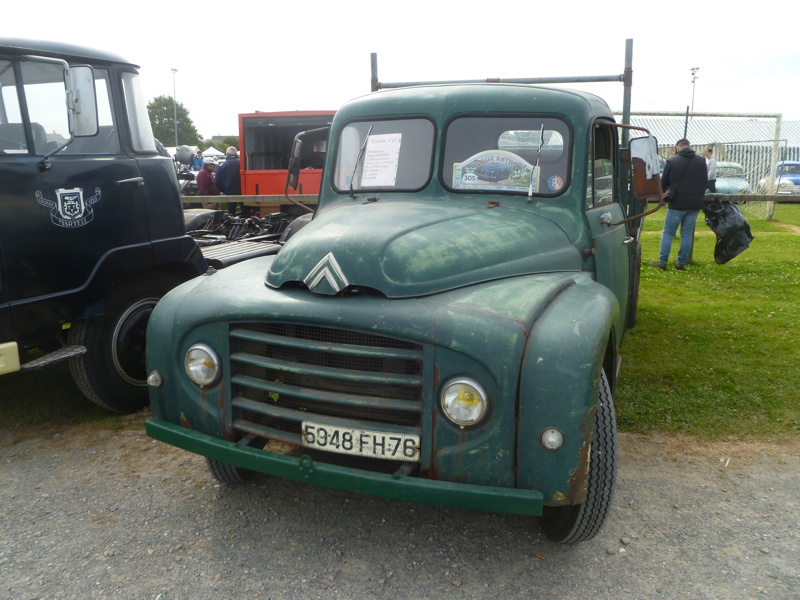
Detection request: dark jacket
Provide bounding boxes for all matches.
[196,165,220,196]
[661,148,708,210]
[215,156,241,196]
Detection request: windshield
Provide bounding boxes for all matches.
[333,118,435,193]
[778,164,800,175]
[718,165,745,178]
[443,116,571,196]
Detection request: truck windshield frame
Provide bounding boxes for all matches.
[442,115,572,197]
[332,117,436,194]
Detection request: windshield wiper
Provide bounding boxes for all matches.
[348,125,373,199]
[528,123,545,201]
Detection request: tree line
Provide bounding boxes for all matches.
[147,96,238,153]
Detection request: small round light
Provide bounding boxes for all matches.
[147,370,163,387]
[440,378,489,426]
[540,428,564,451]
[184,344,221,386]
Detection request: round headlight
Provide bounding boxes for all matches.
[184,344,221,386]
[440,378,489,427]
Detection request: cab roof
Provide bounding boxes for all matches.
[336,83,614,123]
[0,37,136,68]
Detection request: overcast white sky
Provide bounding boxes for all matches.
[6,1,799,140]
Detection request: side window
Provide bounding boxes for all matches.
[0,59,26,154]
[121,71,157,153]
[587,123,616,209]
[0,59,67,155]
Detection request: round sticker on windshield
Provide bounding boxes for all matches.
[547,176,564,191]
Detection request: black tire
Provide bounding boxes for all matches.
[68,273,178,413]
[206,458,253,485]
[537,370,617,544]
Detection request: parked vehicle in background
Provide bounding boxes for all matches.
[714,161,752,194]
[239,111,335,215]
[758,161,800,195]
[0,38,284,413]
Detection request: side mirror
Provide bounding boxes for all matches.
[629,135,662,200]
[286,136,303,191]
[68,66,99,137]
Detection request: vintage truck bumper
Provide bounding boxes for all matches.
[146,418,544,516]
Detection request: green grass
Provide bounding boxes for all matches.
[617,202,800,438]
[2,203,799,440]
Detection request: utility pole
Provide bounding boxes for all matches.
[171,68,178,147]
[684,67,699,139]
[690,67,700,112]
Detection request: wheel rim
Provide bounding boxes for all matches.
[111,297,159,386]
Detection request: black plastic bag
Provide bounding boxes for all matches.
[702,198,754,264]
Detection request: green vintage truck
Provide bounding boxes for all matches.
[145,69,662,543]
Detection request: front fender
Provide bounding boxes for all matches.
[516,274,618,505]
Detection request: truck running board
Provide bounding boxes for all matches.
[20,346,87,372]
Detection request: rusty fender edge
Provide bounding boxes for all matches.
[146,419,543,516]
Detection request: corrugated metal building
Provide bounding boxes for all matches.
[615,113,800,191]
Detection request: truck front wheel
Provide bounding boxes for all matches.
[537,369,617,544]
[69,274,177,413]
[206,458,253,485]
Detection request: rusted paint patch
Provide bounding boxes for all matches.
[560,406,596,504]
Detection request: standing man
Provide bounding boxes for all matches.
[705,148,717,193]
[215,146,243,217]
[651,139,708,271]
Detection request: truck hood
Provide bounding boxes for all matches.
[266,201,581,298]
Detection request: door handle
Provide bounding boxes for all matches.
[623,237,635,244]
[117,176,145,187]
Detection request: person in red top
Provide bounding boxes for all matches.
[196,157,220,207]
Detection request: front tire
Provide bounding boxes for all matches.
[206,458,253,485]
[537,370,617,544]
[68,273,178,413]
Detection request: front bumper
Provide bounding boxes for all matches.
[146,418,543,516]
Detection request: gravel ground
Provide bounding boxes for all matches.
[1,415,798,600]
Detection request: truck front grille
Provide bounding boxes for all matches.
[228,323,424,446]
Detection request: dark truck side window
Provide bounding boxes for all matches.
[333,118,435,193]
[0,60,120,156]
[443,116,571,196]
[0,59,66,155]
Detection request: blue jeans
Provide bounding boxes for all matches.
[659,208,700,265]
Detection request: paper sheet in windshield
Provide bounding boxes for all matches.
[361,134,402,187]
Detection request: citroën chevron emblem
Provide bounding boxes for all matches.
[303,252,350,294]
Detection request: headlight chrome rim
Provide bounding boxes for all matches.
[184,343,221,387]
[440,377,489,427]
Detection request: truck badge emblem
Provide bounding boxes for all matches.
[36,187,101,228]
[303,252,350,294]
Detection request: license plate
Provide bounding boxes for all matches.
[301,421,420,462]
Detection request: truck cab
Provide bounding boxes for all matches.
[146,81,659,543]
[0,38,209,412]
